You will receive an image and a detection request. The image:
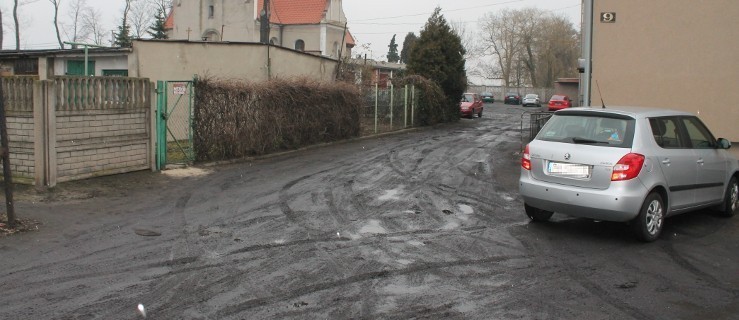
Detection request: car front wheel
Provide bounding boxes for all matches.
[717,176,738,217]
[524,203,553,222]
[632,192,664,242]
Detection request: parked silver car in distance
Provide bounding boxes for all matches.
[519,106,738,242]
[522,94,541,107]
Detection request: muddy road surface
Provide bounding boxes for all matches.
[1,103,737,319]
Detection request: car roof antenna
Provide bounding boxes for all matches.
[595,80,606,109]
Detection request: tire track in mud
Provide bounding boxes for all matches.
[661,243,739,297]
[509,227,654,320]
[216,254,526,317]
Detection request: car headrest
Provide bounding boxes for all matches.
[650,120,667,136]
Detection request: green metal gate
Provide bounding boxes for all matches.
[156,80,195,170]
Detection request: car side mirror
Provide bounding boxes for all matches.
[717,138,731,149]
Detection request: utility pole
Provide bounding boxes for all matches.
[260,0,270,44]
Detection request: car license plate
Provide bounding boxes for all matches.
[548,162,590,178]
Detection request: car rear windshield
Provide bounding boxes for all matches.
[462,94,475,102]
[550,95,564,100]
[536,112,636,148]
[525,94,537,98]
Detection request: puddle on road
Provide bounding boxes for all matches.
[501,194,515,201]
[458,204,474,215]
[383,283,430,295]
[378,186,403,201]
[396,259,414,265]
[407,240,425,246]
[274,239,286,244]
[442,221,460,230]
[359,220,387,234]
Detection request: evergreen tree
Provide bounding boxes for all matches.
[407,7,466,120]
[114,19,132,47]
[148,7,168,39]
[387,34,399,63]
[399,32,417,64]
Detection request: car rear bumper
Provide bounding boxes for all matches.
[519,170,647,222]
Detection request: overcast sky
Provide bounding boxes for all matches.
[2,0,581,53]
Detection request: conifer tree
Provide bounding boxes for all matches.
[407,7,466,121]
[399,32,417,64]
[387,34,399,63]
[148,7,168,39]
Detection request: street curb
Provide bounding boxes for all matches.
[168,126,430,170]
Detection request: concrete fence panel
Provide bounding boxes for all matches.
[1,76,154,187]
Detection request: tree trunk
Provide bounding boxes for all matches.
[52,1,65,49]
[524,41,537,87]
[0,7,4,50]
[14,0,20,50]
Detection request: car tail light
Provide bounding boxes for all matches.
[611,153,645,181]
[522,144,531,170]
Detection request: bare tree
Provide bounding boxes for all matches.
[13,0,20,50]
[480,9,524,87]
[480,8,579,88]
[450,20,482,60]
[82,6,105,45]
[1,7,4,50]
[534,15,580,86]
[48,0,64,49]
[151,0,171,14]
[129,0,154,38]
[62,0,91,47]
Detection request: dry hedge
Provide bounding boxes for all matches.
[193,77,362,161]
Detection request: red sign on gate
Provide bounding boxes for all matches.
[173,83,187,95]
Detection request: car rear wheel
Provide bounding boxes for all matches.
[524,203,553,222]
[717,176,738,217]
[632,192,664,242]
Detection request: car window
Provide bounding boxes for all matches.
[537,113,635,148]
[551,95,563,100]
[681,116,716,149]
[462,94,474,102]
[525,94,537,99]
[649,117,683,149]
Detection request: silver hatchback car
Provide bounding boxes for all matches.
[519,107,738,241]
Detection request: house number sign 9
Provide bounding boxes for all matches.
[601,12,616,23]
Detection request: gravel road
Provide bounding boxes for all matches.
[1,103,737,319]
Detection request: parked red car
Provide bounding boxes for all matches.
[460,93,484,118]
[548,95,573,111]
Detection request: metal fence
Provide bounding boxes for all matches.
[361,84,418,135]
[520,111,554,149]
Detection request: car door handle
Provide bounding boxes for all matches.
[661,159,671,165]
[697,159,704,165]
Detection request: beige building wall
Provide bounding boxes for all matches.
[170,0,258,41]
[591,0,739,141]
[129,40,337,84]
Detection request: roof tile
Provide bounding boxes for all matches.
[258,0,328,24]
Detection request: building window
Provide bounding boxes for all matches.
[295,39,305,52]
[102,69,129,77]
[13,59,38,75]
[208,5,214,18]
[203,30,219,41]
